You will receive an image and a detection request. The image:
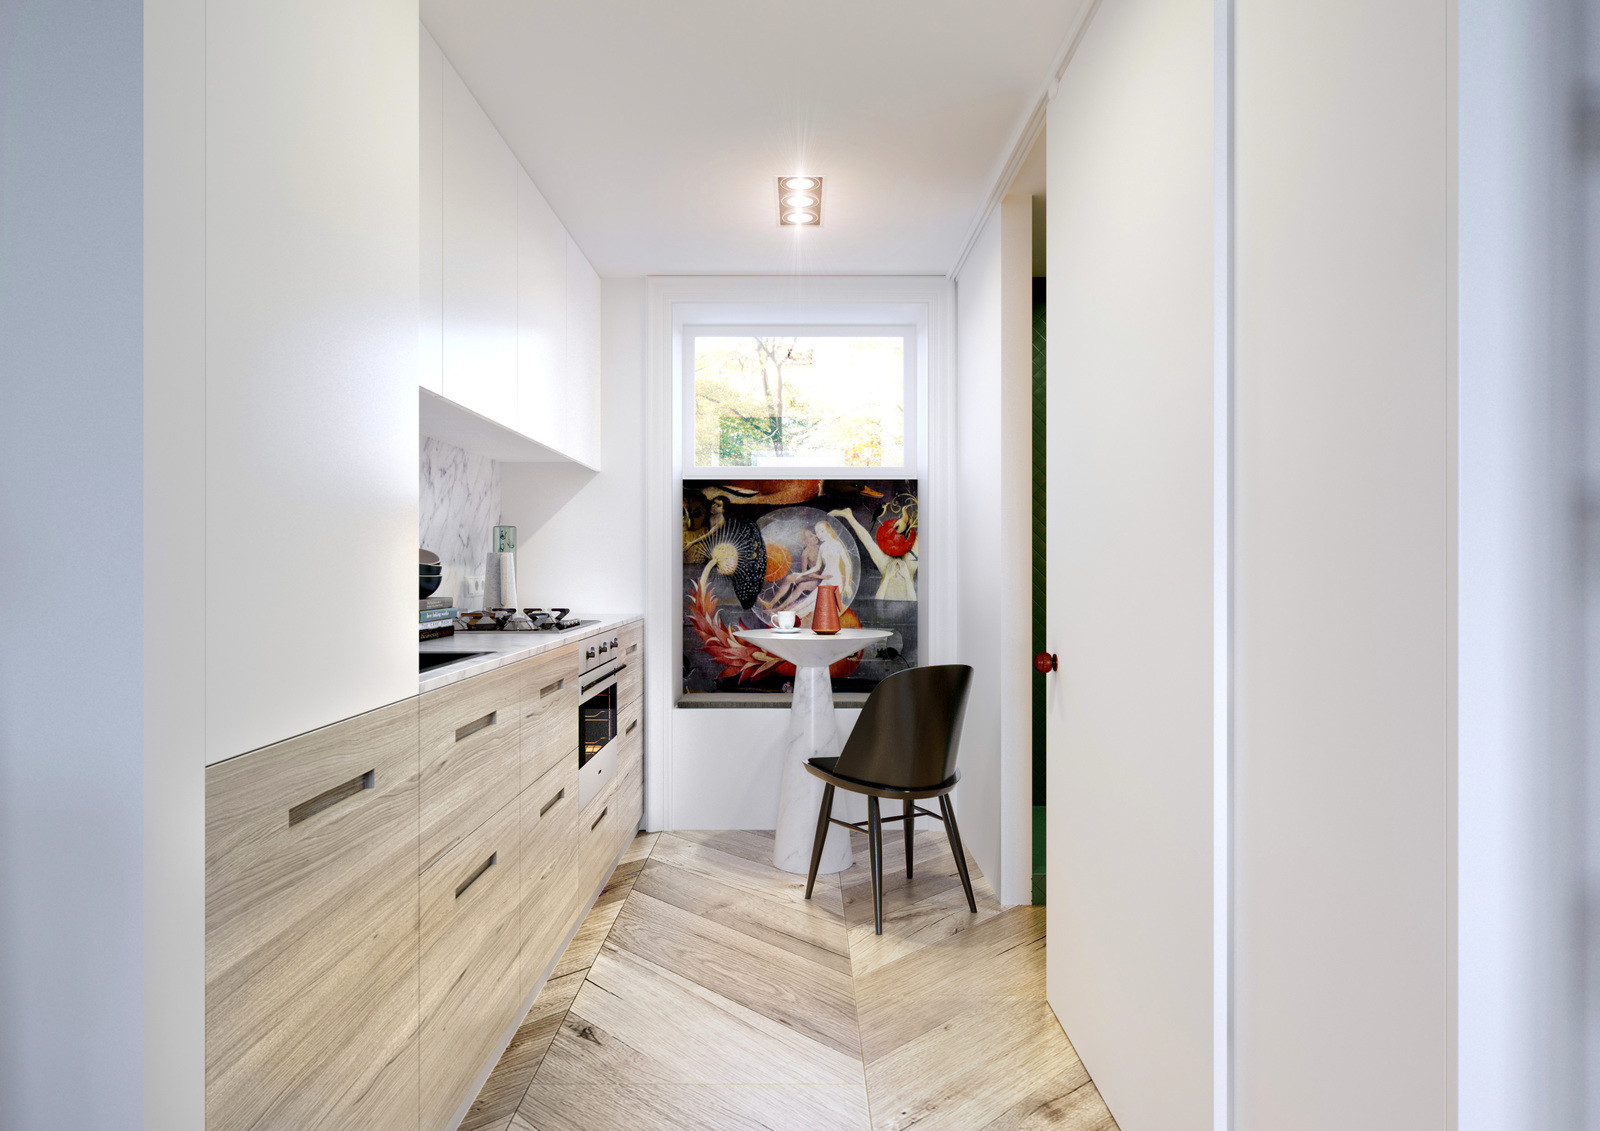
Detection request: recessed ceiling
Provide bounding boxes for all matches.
[421,0,1084,277]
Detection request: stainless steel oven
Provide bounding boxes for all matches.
[577,632,625,807]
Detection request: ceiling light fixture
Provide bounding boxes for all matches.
[778,177,822,226]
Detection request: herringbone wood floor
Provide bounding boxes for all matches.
[459,828,1119,1131]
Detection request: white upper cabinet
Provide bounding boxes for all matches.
[440,52,518,425]
[562,236,602,468]
[419,29,443,394]
[517,172,565,449]
[421,26,601,469]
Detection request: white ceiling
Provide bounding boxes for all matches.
[421,1,1083,277]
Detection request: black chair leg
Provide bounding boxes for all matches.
[938,794,978,914]
[868,796,884,934]
[904,798,914,880]
[805,783,835,900]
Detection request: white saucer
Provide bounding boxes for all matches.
[769,626,802,634]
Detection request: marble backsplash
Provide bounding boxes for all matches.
[420,436,500,611]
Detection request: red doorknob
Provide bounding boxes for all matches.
[1034,652,1058,674]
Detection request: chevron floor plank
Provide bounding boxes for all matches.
[461,828,1118,1131]
[512,1084,871,1131]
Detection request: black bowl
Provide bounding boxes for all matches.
[419,574,442,599]
[419,563,443,577]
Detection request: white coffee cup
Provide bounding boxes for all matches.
[772,610,798,630]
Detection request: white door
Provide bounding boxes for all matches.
[1040,0,1216,1128]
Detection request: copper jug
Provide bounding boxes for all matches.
[812,584,842,635]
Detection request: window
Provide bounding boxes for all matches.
[684,327,916,475]
[678,323,922,702]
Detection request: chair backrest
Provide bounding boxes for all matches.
[833,665,974,790]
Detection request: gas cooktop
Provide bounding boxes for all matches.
[533,617,598,632]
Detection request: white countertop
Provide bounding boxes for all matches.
[419,612,641,693]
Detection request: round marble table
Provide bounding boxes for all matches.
[736,627,892,874]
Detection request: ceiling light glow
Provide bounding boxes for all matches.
[777,177,823,226]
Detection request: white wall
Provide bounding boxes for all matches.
[953,199,1034,905]
[0,4,147,1126]
[671,708,867,829]
[1456,2,1584,1126]
[1232,3,1451,1128]
[503,276,647,613]
[203,0,419,764]
[1043,2,1217,1129]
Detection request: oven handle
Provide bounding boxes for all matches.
[581,662,627,695]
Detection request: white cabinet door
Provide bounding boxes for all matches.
[419,28,443,394]
[562,235,602,469]
[203,0,419,761]
[517,169,566,447]
[441,60,518,425]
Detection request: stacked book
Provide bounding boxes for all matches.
[421,596,457,641]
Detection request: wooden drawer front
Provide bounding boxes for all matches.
[572,754,639,920]
[520,643,579,789]
[420,663,521,871]
[205,698,420,1131]
[612,741,644,839]
[615,704,642,783]
[617,621,642,706]
[420,798,523,1131]
[519,760,579,997]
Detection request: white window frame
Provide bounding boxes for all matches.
[681,324,919,480]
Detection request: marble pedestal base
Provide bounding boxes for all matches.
[772,666,853,874]
[734,627,891,876]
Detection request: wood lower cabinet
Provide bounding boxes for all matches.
[519,642,579,789]
[205,698,420,1131]
[569,728,644,929]
[520,761,579,998]
[420,798,524,1131]
[420,661,521,871]
[206,620,642,1130]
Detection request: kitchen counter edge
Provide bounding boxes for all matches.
[419,613,642,694]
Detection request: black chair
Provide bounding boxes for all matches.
[803,664,976,934]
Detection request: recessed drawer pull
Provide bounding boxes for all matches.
[539,788,566,817]
[625,719,638,737]
[539,678,565,698]
[455,852,497,899]
[590,807,608,831]
[454,711,496,742]
[626,643,638,655]
[288,769,374,827]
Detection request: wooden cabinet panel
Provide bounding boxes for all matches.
[613,738,644,841]
[519,760,580,998]
[617,694,642,761]
[572,738,639,922]
[617,650,642,709]
[618,620,643,667]
[440,56,518,425]
[420,798,523,1131]
[520,642,579,790]
[205,698,420,1131]
[420,662,521,872]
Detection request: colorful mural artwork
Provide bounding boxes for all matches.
[682,479,920,695]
